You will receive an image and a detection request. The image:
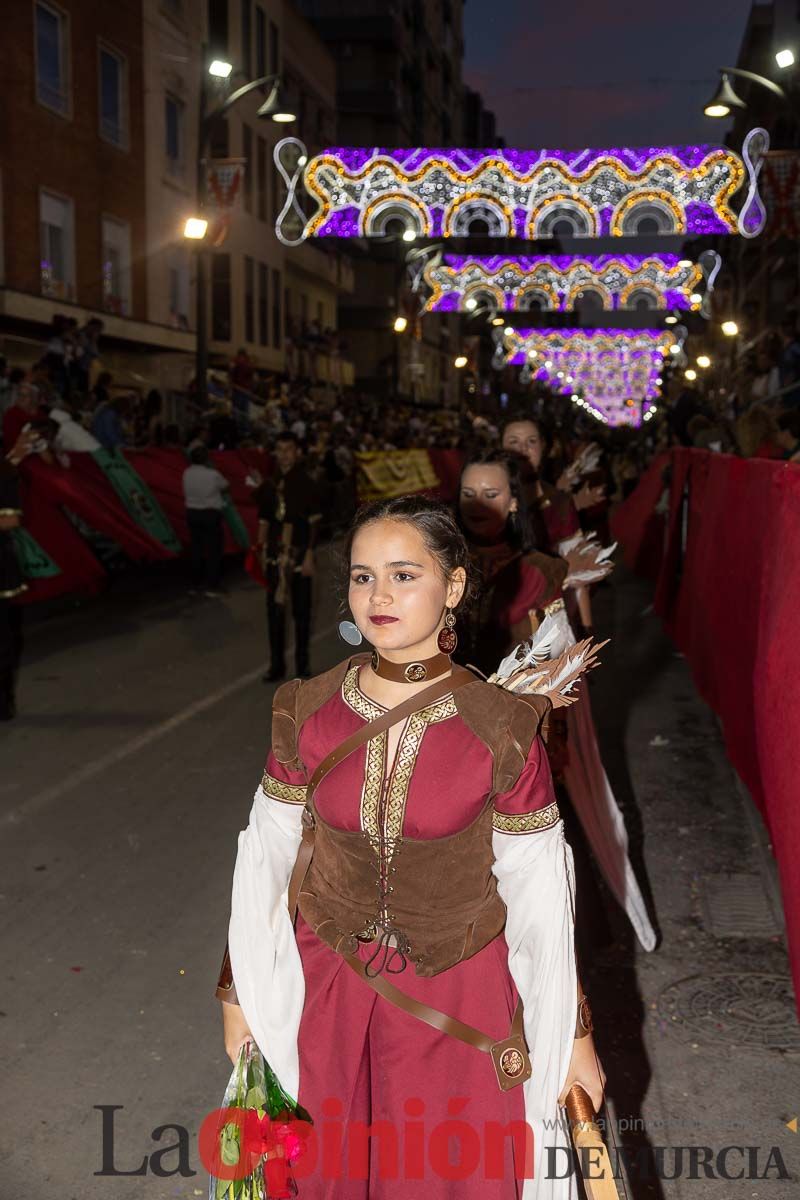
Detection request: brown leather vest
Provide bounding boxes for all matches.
[298,795,506,978]
[277,656,549,980]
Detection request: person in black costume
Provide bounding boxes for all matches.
[256,432,322,681]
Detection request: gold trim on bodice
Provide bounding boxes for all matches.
[342,664,457,848]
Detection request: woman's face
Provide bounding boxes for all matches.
[348,519,465,658]
[502,420,543,470]
[458,463,517,542]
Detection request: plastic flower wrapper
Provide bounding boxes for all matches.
[207,1040,313,1200]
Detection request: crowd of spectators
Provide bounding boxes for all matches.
[3,308,799,534]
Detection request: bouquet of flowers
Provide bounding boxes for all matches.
[207,1040,312,1200]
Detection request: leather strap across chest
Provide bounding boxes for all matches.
[287,665,476,922]
[307,664,476,799]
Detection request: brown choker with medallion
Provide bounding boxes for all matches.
[370,649,452,684]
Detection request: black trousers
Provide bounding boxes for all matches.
[266,566,312,674]
[0,599,23,711]
[186,508,224,589]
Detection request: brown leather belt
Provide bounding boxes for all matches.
[343,949,531,1092]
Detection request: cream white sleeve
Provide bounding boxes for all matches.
[492,820,579,1200]
[227,785,305,1099]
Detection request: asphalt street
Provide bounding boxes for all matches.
[1,551,798,1199]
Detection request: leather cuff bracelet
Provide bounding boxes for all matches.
[575,995,593,1039]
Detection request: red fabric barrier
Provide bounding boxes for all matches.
[618,448,800,1012]
[610,452,669,582]
[14,449,271,602]
[17,475,107,602]
[23,455,173,563]
[754,466,800,1016]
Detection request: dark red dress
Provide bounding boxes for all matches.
[262,661,559,1198]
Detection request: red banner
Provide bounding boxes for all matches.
[13,449,271,604]
[614,450,800,1012]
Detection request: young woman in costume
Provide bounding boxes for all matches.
[455,449,567,676]
[216,495,604,1198]
[456,448,656,957]
[500,418,593,639]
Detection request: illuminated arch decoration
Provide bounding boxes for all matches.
[421,254,704,314]
[285,130,769,244]
[499,328,679,427]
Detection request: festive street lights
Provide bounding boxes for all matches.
[187,54,294,407]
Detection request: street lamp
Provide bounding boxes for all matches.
[776,49,795,70]
[685,368,697,381]
[192,55,294,407]
[454,355,468,368]
[697,354,712,369]
[721,320,739,337]
[703,67,785,118]
[183,217,208,239]
[393,316,408,333]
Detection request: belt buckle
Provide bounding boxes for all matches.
[490,1034,532,1092]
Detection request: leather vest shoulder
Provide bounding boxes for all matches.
[271,655,371,771]
[453,680,550,795]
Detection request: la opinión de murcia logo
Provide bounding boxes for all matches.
[93,1103,791,1183]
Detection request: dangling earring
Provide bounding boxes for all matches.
[338,619,363,646]
[437,607,458,654]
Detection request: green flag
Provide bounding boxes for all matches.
[11,529,61,579]
[221,495,251,550]
[93,449,181,553]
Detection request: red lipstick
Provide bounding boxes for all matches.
[369,615,399,625]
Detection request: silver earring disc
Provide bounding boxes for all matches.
[338,620,364,646]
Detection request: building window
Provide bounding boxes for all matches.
[211,253,231,342]
[241,0,252,76]
[255,5,266,77]
[258,262,268,345]
[101,215,132,315]
[165,93,185,176]
[257,136,267,221]
[39,189,74,300]
[272,267,281,348]
[99,44,127,147]
[167,248,190,329]
[242,123,253,214]
[269,20,279,74]
[35,2,70,116]
[244,255,254,343]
